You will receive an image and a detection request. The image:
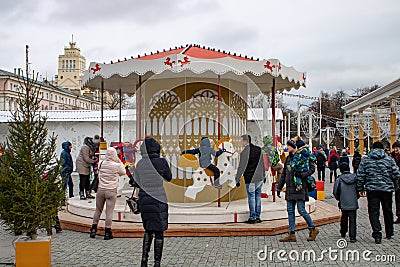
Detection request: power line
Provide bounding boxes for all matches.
[278,92,320,101]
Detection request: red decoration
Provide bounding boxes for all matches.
[178,56,190,67]
[302,73,306,83]
[277,62,281,72]
[264,61,275,72]
[164,57,176,68]
[90,63,101,74]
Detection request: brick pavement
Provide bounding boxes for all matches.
[1,171,399,266]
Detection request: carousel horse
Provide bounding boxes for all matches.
[179,138,238,200]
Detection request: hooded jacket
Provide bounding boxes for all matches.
[333,171,359,210]
[184,138,224,168]
[60,141,73,174]
[135,137,172,232]
[356,148,400,192]
[76,137,96,175]
[98,147,126,191]
[339,152,350,166]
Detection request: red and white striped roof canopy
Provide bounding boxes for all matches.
[82,44,306,95]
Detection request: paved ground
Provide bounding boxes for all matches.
[1,170,400,266]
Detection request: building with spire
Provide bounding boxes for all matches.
[56,35,86,92]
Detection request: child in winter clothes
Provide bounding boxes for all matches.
[182,137,225,189]
[333,163,359,242]
[290,138,316,191]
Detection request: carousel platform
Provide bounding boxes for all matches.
[60,194,340,237]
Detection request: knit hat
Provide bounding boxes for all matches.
[295,139,306,149]
[372,141,384,149]
[287,140,296,149]
[392,141,400,149]
[339,162,350,172]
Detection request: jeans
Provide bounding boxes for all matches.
[245,181,263,220]
[287,200,314,232]
[340,210,357,239]
[317,167,325,181]
[366,191,393,238]
[62,172,74,198]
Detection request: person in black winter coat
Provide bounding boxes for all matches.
[315,147,327,181]
[134,137,172,267]
[234,135,265,224]
[60,141,74,198]
[276,139,319,242]
[333,163,359,242]
[352,150,362,174]
[339,151,350,169]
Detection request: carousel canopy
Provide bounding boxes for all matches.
[82,44,306,95]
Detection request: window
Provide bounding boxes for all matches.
[9,82,12,90]
[46,93,49,99]
[62,60,65,69]
[74,76,77,79]
[60,76,63,79]
[55,95,57,101]
[68,99,71,105]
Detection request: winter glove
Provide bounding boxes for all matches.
[222,148,226,152]
[181,150,187,155]
[277,190,281,198]
[236,182,240,187]
[263,178,266,184]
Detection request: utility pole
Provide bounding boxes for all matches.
[297,96,301,137]
[288,113,291,141]
[319,91,322,145]
[308,108,313,148]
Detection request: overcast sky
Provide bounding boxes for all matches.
[1,0,399,107]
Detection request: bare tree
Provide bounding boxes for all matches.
[105,92,127,110]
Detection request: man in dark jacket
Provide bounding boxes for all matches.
[277,139,319,242]
[134,137,172,267]
[356,141,400,244]
[352,150,362,174]
[235,135,265,224]
[60,141,74,198]
[391,141,400,224]
[315,146,327,181]
[333,163,359,242]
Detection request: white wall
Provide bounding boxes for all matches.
[0,120,135,171]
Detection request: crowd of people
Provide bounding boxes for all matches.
[56,134,400,265]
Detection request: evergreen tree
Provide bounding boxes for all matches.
[0,71,64,239]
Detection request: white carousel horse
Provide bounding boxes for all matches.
[180,139,238,200]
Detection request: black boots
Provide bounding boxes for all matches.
[86,190,95,199]
[104,228,113,240]
[141,232,153,267]
[89,224,97,238]
[79,191,86,200]
[154,239,164,267]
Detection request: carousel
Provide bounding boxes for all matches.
[66,44,316,225]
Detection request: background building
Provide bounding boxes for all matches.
[55,37,86,93]
[0,69,100,111]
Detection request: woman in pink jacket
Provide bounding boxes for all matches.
[89,147,126,240]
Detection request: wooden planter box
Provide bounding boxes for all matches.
[16,236,51,267]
